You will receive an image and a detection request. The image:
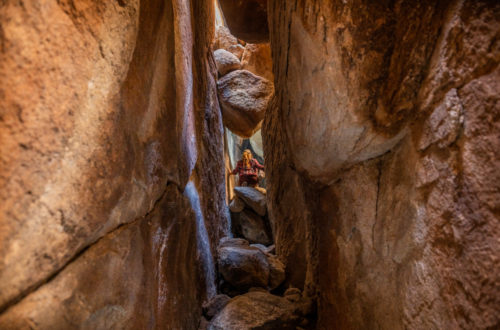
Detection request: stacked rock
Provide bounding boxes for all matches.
[213,26,274,138]
[229,186,272,246]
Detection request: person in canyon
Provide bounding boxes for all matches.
[229,149,264,187]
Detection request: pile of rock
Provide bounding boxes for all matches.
[213,26,274,138]
[229,186,272,246]
[199,237,314,329]
[198,185,315,329]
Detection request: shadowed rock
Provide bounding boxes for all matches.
[218,240,270,290]
[237,209,272,245]
[208,291,299,330]
[233,186,267,216]
[203,294,231,320]
[217,70,274,138]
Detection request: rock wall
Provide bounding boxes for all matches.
[264,0,500,329]
[0,0,228,328]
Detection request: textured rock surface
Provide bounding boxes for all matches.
[227,44,245,60]
[0,0,228,327]
[267,253,286,290]
[217,239,270,290]
[217,70,274,138]
[237,209,272,245]
[214,49,241,76]
[229,196,245,213]
[218,0,269,43]
[241,43,274,81]
[214,25,238,51]
[0,184,213,329]
[209,291,299,330]
[265,0,500,329]
[234,186,267,216]
[202,294,231,320]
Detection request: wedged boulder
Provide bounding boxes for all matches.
[217,70,274,138]
[208,291,299,330]
[203,294,231,320]
[234,186,267,216]
[241,43,274,81]
[215,25,238,51]
[229,196,245,213]
[218,240,269,290]
[213,49,241,76]
[236,209,272,245]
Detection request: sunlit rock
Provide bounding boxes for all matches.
[214,49,241,76]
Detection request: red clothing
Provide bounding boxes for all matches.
[232,159,264,177]
[232,159,264,186]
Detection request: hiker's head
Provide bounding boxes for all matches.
[242,149,252,165]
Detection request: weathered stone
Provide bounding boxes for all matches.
[237,209,272,245]
[217,70,274,138]
[267,254,286,290]
[227,44,245,60]
[219,237,249,249]
[214,25,238,51]
[264,1,500,329]
[217,240,269,290]
[213,49,241,76]
[418,88,463,150]
[203,294,231,320]
[241,43,274,81]
[0,0,227,327]
[218,0,269,43]
[209,291,299,330]
[284,287,302,303]
[229,196,245,213]
[234,186,267,216]
[0,186,215,329]
[199,317,210,330]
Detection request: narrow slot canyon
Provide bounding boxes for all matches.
[0,0,499,329]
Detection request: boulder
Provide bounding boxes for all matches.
[237,209,272,245]
[217,70,274,138]
[218,0,269,43]
[214,25,238,51]
[219,237,249,249]
[229,196,245,213]
[217,240,269,290]
[267,254,286,290]
[241,43,274,81]
[213,49,241,76]
[202,294,231,320]
[233,186,267,216]
[227,44,245,60]
[208,291,299,330]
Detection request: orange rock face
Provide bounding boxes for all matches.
[241,43,274,82]
[0,0,228,328]
[264,0,500,329]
